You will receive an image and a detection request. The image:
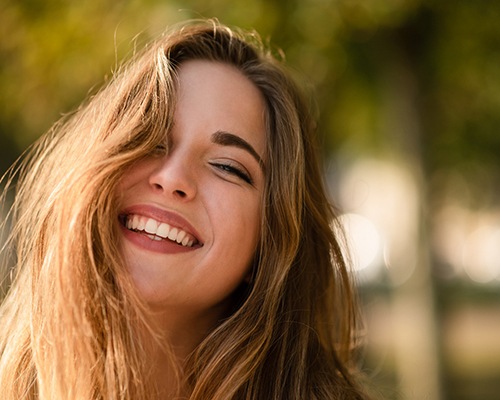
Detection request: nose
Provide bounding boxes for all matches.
[148,151,197,201]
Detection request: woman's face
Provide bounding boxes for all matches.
[116,60,266,325]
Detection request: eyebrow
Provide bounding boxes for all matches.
[211,130,264,168]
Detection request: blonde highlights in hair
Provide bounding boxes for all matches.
[0,20,368,399]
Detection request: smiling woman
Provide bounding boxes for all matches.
[117,60,265,315]
[0,19,371,400]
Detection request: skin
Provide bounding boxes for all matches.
[116,60,267,354]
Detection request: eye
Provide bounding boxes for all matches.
[150,143,168,156]
[210,161,253,185]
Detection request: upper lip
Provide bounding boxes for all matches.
[119,204,204,245]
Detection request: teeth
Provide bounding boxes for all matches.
[132,215,140,230]
[137,216,145,231]
[125,214,197,247]
[146,234,162,241]
[168,227,178,241]
[176,230,186,244]
[144,218,158,234]
[156,223,170,238]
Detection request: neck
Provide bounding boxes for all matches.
[141,304,228,398]
[141,324,188,399]
[148,344,186,399]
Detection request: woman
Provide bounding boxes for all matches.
[0,19,369,399]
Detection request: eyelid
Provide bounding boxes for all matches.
[209,160,253,185]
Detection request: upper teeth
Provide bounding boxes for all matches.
[125,215,196,247]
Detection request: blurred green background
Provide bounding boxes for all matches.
[1,1,500,399]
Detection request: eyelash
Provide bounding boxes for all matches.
[210,162,253,184]
[151,144,168,156]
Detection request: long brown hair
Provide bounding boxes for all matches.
[0,19,368,399]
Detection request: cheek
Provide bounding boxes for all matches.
[117,160,157,193]
[212,194,262,263]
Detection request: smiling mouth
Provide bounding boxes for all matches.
[120,214,200,248]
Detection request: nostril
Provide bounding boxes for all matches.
[148,168,195,199]
[174,189,187,198]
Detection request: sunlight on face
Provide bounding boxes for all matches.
[116,60,266,327]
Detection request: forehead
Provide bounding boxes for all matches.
[174,60,267,160]
[175,60,264,113]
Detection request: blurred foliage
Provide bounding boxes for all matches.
[2,0,500,184]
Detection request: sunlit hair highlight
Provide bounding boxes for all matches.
[0,19,367,399]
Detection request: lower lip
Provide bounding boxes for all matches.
[120,224,199,254]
